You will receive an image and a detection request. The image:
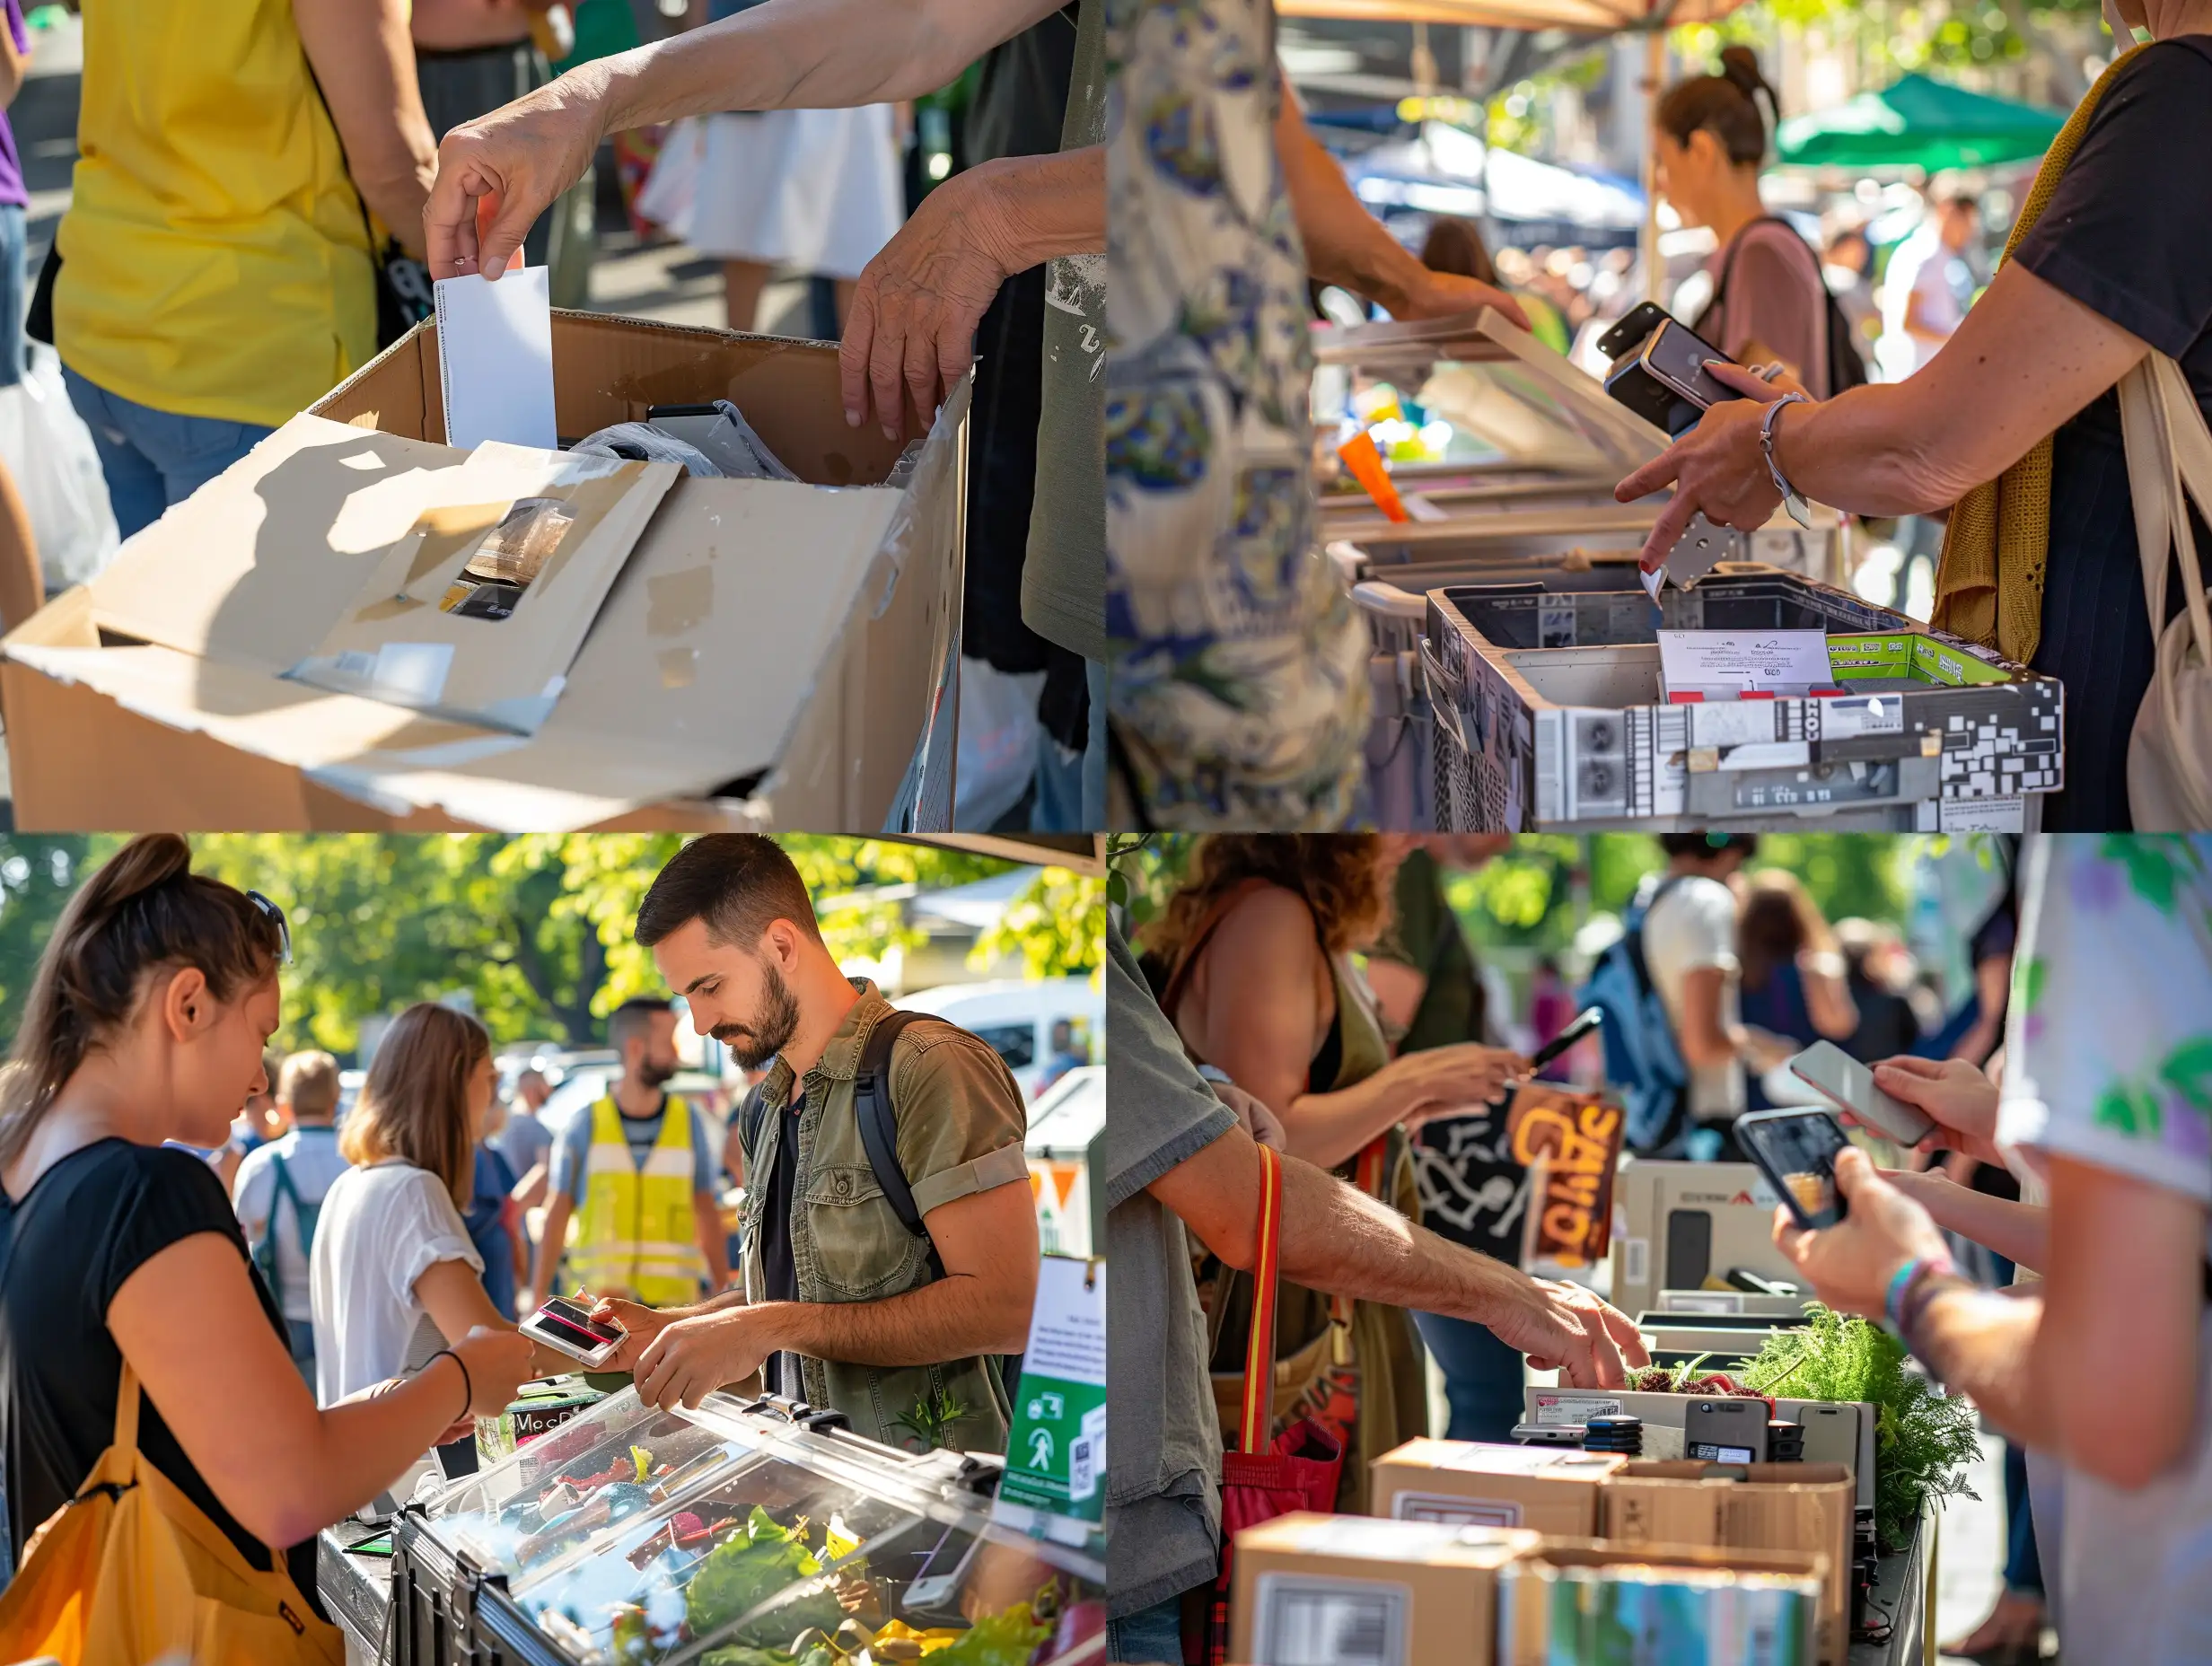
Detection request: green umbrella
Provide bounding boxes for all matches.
[1776,73,2068,171]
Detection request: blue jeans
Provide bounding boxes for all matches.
[61,365,274,539]
[0,204,23,389]
[1109,1594,1186,1663]
[1412,1310,1527,1444]
[1033,657,1106,831]
[285,1318,317,1389]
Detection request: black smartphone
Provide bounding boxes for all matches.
[1596,301,1672,360]
[1527,1006,1603,1073]
[1735,1108,1853,1230]
[1599,305,1745,437]
[1684,1397,1769,1463]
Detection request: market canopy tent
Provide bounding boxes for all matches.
[1776,72,2067,171]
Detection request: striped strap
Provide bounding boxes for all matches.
[1239,1143,1284,1455]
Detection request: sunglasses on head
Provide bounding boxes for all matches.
[245,890,293,967]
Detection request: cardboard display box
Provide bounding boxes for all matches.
[1370,1440,1624,1536]
[1230,1512,1540,1666]
[1520,1390,1874,1518]
[1611,1161,1802,1320]
[1602,1462,1855,1663]
[1,313,968,832]
[1495,1539,1827,1666]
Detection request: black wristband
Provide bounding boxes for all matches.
[425,1347,472,1426]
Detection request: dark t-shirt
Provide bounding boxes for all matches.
[2012,39,2212,829]
[1383,849,1486,1056]
[759,1098,802,1396]
[0,1140,320,1602]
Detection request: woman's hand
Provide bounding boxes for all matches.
[450,1326,536,1419]
[1772,1149,1952,1320]
[1868,1055,2006,1167]
[1614,360,1801,570]
[1379,1043,1533,1127]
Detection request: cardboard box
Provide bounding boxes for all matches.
[1598,1460,1732,1549]
[1521,1390,1874,1516]
[1370,1440,1624,1536]
[1495,1539,1826,1666]
[1229,1512,1539,1666]
[1,312,968,831]
[1611,1161,1803,1320]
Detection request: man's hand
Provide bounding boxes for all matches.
[1614,360,1797,569]
[1390,269,1532,334]
[1486,1276,1649,1390]
[426,71,610,279]
[1772,1148,1952,1320]
[635,1305,781,1410]
[1868,1055,2006,1166]
[1210,1081,1287,1153]
[840,158,1032,441]
[587,1295,688,1374]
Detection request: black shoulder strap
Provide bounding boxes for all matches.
[856,1010,930,1251]
[738,1083,769,1164]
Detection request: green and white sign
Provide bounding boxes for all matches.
[996,1255,1106,1539]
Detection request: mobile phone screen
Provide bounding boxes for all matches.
[1643,320,1740,409]
[1736,1110,1851,1230]
[534,1298,624,1350]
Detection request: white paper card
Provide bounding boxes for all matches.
[434,267,557,452]
[1659,628,1831,697]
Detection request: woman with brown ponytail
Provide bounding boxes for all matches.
[1620,6,2212,831]
[0,836,532,1609]
[1654,47,1838,398]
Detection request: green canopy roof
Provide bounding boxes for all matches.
[1776,73,2067,171]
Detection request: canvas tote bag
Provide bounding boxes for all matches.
[2119,351,2212,829]
[0,1361,345,1666]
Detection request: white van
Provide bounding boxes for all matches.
[892,977,1103,1101]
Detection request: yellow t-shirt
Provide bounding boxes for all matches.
[56,0,377,427]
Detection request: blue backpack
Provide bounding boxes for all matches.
[1579,877,1690,1153]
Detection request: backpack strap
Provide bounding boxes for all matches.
[736,1083,769,1175]
[855,1010,942,1276]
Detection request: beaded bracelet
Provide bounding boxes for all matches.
[1883,1254,1953,1335]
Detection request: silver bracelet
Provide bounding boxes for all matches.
[1760,392,1813,529]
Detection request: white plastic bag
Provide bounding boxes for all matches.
[635,116,707,243]
[2119,352,2212,830]
[0,343,120,592]
[953,657,1046,831]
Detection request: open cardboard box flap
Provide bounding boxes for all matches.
[3,312,963,830]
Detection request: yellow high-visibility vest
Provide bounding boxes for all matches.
[569,1096,706,1307]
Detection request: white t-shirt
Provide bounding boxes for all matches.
[1995,835,2212,1663]
[310,1160,483,1407]
[1641,873,1745,1123]
[233,1124,352,1324]
[1880,223,1971,377]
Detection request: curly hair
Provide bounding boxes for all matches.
[1145,835,1399,971]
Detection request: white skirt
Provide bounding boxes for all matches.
[688,105,904,278]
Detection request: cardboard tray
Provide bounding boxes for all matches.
[0,312,968,833]
[1423,564,2063,832]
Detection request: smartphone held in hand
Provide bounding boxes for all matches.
[1787,1040,1936,1146]
[519,1296,627,1370]
[1735,1108,1854,1231]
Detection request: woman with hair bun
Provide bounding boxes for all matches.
[0,836,533,1614]
[1655,46,1837,397]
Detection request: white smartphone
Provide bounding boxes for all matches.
[519,1296,627,1370]
[1792,1403,1860,1475]
[1786,1040,1936,1147]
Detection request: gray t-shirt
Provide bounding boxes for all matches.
[1106,918,1235,1618]
[494,1108,556,1184]
[1022,0,1105,662]
[1641,874,1745,1124]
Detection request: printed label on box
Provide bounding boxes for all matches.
[1254,1574,1410,1666]
[1939,795,2025,833]
[1390,1491,1523,1529]
[1817,694,1905,740]
[1533,1395,1624,1427]
[1620,1236,1650,1289]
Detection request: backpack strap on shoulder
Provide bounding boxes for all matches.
[855,1009,945,1279]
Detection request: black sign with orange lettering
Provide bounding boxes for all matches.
[1507,1083,1627,1268]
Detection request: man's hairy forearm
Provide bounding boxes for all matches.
[761,1275,1031,1367]
[1914,1285,2049,1448]
[595,0,1054,134]
[1277,1154,1530,1330]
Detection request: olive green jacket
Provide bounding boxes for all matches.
[742,980,1029,1455]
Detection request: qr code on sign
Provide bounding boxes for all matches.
[1252,1575,1408,1666]
[1068,1431,1096,1503]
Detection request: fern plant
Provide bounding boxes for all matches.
[890,1388,970,1453]
[1732,1304,1983,1550]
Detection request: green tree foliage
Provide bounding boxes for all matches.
[0,837,1097,1059]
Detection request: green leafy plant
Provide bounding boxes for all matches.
[1732,1305,1983,1550]
[685,1508,841,1646]
[890,1388,970,1452]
